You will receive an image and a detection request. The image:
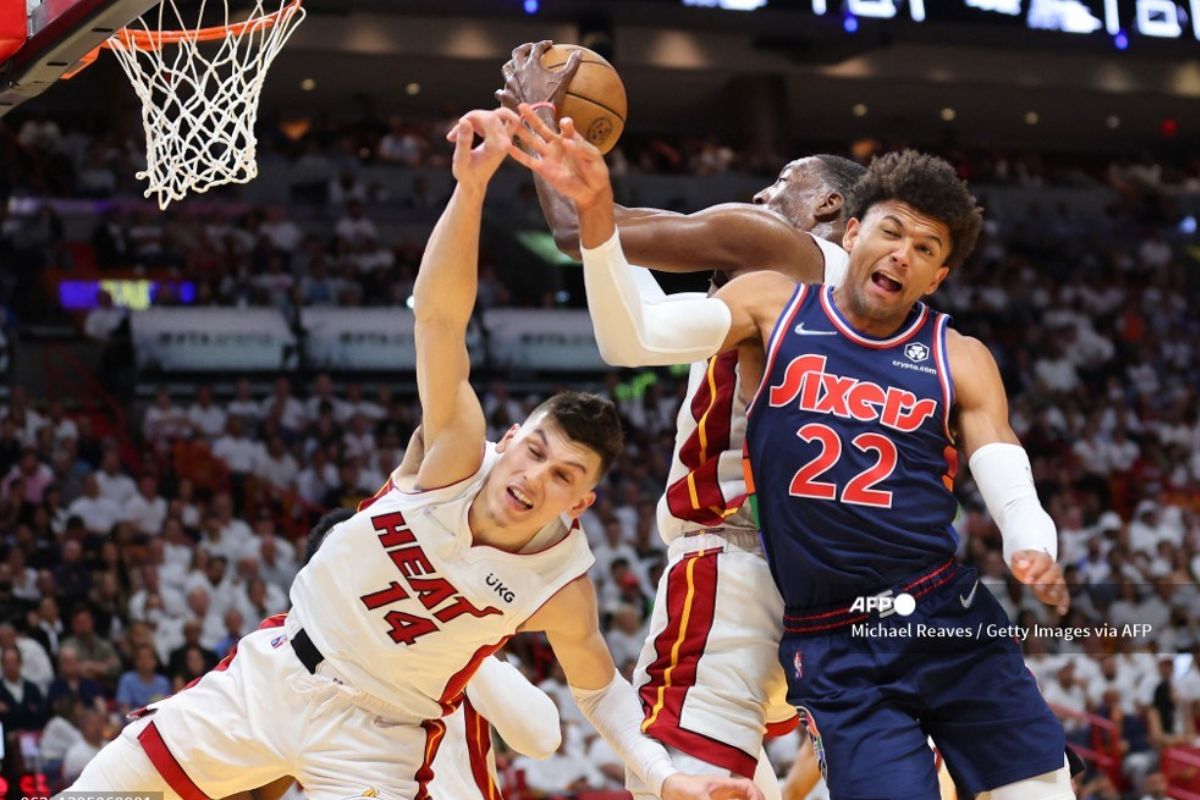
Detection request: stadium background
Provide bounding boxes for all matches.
[0,0,1198,798]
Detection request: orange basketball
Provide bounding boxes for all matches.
[540,44,627,154]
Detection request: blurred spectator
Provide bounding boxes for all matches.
[60,608,121,687]
[0,645,48,731]
[83,290,126,342]
[114,644,171,715]
[61,708,107,784]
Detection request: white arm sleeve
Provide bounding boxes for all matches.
[571,671,677,795]
[581,230,732,367]
[465,658,561,759]
[969,442,1058,566]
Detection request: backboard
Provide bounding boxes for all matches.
[0,0,159,115]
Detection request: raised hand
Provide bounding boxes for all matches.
[446,107,521,189]
[1011,549,1070,615]
[495,40,582,115]
[662,774,765,800]
[507,103,612,209]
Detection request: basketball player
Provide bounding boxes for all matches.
[509,118,1074,799]
[235,507,565,800]
[63,108,760,800]
[499,43,859,799]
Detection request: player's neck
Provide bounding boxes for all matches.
[465,497,549,554]
[830,286,912,338]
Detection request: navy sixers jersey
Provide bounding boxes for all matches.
[745,283,959,610]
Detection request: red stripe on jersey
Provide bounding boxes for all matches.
[764,715,800,739]
[651,724,758,779]
[638,552,703,715]
[639,551,747,774]
[438,637,511,715]
[665,351,740,526]
[357,479,393,512]
[464,698,502,800]
[414,719,448,800]
[139,721,213,800]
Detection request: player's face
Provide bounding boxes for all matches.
[484,416,600,532]
[753,158,824,231]
[840,200,951,324]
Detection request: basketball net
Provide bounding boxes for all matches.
[106,0,306,208]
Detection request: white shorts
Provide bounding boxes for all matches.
[125,621,446,800]
[633,530,797,779]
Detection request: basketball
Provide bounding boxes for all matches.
[540,44,627,154]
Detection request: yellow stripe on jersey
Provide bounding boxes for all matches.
[643,549,706,730]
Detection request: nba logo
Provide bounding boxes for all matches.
[793,651,803,679]
[271,634,287,648]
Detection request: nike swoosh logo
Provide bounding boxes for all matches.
[795,323,837,336]
[960,579,980,609]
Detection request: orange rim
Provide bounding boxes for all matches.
[106,0,302,51]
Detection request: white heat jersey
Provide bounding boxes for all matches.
[430,699,501,800]
[655,234,848,544]
[290,445,594,719]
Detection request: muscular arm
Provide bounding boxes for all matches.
[578,199,795,367]
[521,577,676,792]
[949,330,1066,610]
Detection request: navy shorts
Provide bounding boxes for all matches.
[780,560,1066,799]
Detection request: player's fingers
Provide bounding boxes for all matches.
[563,50,583,80]
[531,39,553,60]
[709,778,763,800]
[495,89,518,111]
[517,104,558,146]
[511,42,533,63]
[494,106,522,129]
[506,143,539,170]
[451,120,472,162]
[511,124,550,157]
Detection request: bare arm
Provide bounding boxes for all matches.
[949,329,1067,612]
[509,104,792,368]
[500,46,820,278]
[413,109,516,489]
[523,578,762,800]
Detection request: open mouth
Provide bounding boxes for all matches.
[871,271,903,294]
[506,486,534,511]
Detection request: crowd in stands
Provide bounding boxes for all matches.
[0,103,1199,798]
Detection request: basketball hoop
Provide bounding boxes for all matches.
[82,0,306,208]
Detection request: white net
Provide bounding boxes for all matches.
[107,0,306,209]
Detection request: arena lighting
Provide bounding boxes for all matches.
[406,82,421,95]
[300,78,315,91]
[1113,29,1130,48]
[681,0,768,8]
[1106,114,1121,128]
[523,0,539,13]
[1160,116,1178,136]
[940,107,956,121]
[843,12,860,32]
[1025,110,1040,124]
[1180,216,1197,235]
[852,103,868,116]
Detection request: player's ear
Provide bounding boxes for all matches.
[925,265,951,295]
[815,191,844,222]
[495,424,522,451]
[842,217,861,253]
[566,490,596,520]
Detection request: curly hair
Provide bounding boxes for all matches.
[847,150,982,269]
[529,391,624,477]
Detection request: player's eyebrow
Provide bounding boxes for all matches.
[882,214,943,250]
[531,428,588,474]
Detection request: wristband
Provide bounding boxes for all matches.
[529,101,557,116]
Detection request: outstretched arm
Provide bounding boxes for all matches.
[950,330,1067,613]
[509,105,791,368]
[414,108,517,489]
[523,578,763,800]
[498,41,818,276]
